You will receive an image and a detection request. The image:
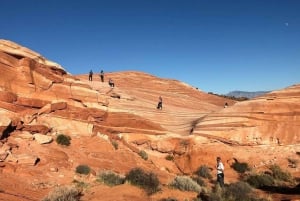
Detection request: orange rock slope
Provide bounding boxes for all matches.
[0,39,299,201]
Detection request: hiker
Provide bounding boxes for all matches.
[157,96,162,110]
[224,102,228,108]
[89,70,93,81]
[100,70,104,82]
[108,78,115,88]
[216,156,225,187]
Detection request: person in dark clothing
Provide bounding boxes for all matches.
[100,70,104,82]
[108,78,115,88]
[157,96,162,110]
[89,70,93,81]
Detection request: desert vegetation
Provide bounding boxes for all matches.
[42,186,81,201]
[75,165,91,175]
[125,167,160,195]
[111,140,119,150]
[170,176,201,192]
[208,92,249,101]
[138,150,148,160]
[195,165,213,179]
[56,134,71,146]
[97,170,125,186]
[231,159,250,173]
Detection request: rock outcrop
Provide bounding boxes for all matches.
[0,39,299,201]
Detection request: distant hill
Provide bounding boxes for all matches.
[226,91,270,99]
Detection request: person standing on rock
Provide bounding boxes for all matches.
[89,70,93,81]
[100,70,104,82]
[216,156,225,188]
[157,96,162,110]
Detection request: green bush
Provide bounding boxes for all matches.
[269,164,292,182]
[42,185,81,201]
[97,171,125,186]
[195,165,212,179]
[231,160,250,173]
[125,168,160,195]
[75,165,91,175]
[56,134,71,146]
[246,174,274,188]
[165,154,174,161]
[170,176,201,192]
[138,150,148,160]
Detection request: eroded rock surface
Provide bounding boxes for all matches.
[0,39,299,201]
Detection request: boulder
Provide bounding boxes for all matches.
[0,116,12,139]
[50,101,67,112]
[16,154,39,166]
[33,134,53,144]
[15,131,34,140]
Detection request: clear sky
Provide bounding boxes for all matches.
[1,0,299,94]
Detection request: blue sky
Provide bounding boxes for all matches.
[1,0,299,94]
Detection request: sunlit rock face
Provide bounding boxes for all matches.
[0,39,299,201]
[193,84,300,145]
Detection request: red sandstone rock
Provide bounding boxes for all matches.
[0,39,299,201]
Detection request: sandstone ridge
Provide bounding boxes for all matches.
[0,39,299,201]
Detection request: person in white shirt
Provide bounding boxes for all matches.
[216,156,224,187]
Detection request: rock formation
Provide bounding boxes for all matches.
[0,39,299,201]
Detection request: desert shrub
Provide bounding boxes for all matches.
[208,182,269,201]
[139,150,148,160]
[269,164,292,182]
[225,181,253,201]
[170,176,201,192]
[56,134,71,146]
[72,180,89,189]
[165,154,174,161]
[111,140,118,150]
[208,184,223,201]
[246,174,274,188]
[195,165,212,179]
[160,198,178,201]
[75,165,91,175]
[42,185,81,201]
[231,160,250,173]
[192,176,206,187]
[125,167,160,194]
[97,171,125,186]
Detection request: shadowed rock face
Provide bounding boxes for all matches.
[0,40,299,201]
